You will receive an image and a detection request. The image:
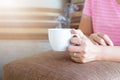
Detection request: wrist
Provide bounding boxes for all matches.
[93,45,103,61]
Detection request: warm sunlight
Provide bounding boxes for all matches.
[0,0,19,7]
[0,0,62,8]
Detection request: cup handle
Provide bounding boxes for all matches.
[72,34,80,38]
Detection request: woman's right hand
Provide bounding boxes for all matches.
[89,33,114,46]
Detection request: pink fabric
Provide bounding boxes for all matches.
[83,0,120,46]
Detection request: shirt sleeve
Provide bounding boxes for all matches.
[82,0,92,17]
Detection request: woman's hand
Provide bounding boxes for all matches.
[89,33,114,46]
[67,29,100,63]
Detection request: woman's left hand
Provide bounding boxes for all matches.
[67,29,100,63]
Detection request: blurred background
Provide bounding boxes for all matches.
[0,0,84,79]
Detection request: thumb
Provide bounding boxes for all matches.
[71,29,86,39]
[71,29,78,34]
[71,29,85,37]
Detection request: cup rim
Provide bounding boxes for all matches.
[48,28,71,30]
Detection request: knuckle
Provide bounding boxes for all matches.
[70,38,74,43]
[90,34,95,38]
[82,50,86,53]
[99,33,107,38]
[107,40,111,43]
[80,54,88,63]
[71,57,82,63]
[67,46,72,52]
[94,42,99,45]
[99,39,104,43]
[80,59,86,63]
[103,34,108,38]
[71,55,87,63]
[90,34,94,36]
[82,54,86,58]
[82,47,87,53]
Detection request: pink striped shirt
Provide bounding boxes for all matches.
[83,0,120,46]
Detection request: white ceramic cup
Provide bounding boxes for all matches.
[48,28,73,51]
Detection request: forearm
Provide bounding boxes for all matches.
[96,46,120,62]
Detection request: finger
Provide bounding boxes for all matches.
[71,29,87,39]
[77,29,87,39]
[71,56,83,63]
[71,29,78,34]
[92,35,106,46]
[77,29,85,36]
[70,37,81,46]
[71,56,95,63]
[71,52,85,58]
[68,52,79,58]
[90,39,99,45]
[67,45,84,53]
[98,33,114,46]
[73,34,81,39]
